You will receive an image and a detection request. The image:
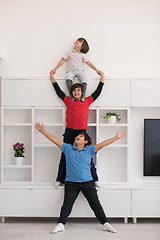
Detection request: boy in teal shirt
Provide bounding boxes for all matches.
[35,122,126,234]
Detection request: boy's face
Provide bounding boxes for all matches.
[72,87,82,100]
[74,39,83,50]
[75,134,88,146]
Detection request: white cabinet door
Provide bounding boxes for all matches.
[87,80,130,107]
[132,190,160,217]
[0,189,63,217]
[1,80,65,107]
[0,189,93,217]
[131,80,160,107]
[98,189,131,217]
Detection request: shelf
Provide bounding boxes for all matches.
[99,123,128,127]
[4,165,32,169]
[3,181,33,185]
[87,123,97,127]
[107,144,128,148]
[34,144,58,148]
[3,123,32,126]
[42,123,63,127]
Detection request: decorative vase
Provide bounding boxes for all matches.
[107,116,117,124]
[14,157,24,165]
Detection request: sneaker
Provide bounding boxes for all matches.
[102,222,117,233]
[81,96,85,102]
[70,95,75,101]
[51,223,65,234]
[94,181,101,188]
[54,181,62,188]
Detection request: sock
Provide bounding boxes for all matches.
[94,181,101,188]
[51,223,65,234]
[102,222,117,233]
[66,79,73,95]
[54,181,62,188]
[81,83,87,101]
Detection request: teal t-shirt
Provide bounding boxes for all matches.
[62,143,96,182]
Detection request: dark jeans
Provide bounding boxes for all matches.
[56,128,98,183]
[58,181,108,225]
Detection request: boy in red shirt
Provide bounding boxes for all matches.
[50,70,104,187]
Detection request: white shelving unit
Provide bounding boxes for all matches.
[0,107,66,185]
[1,78,159,222]
[1,106,129,186]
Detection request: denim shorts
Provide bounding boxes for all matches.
[66,69,87,83]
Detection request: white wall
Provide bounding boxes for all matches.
[0,0,160,79]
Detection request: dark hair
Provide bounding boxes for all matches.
[77,38,89,54]
[77,131,92,146]
[71,83,83,94]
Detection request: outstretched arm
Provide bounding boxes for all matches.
[52,59,66,74]
[50,70,65,100]
[35,122,62,149]
[85,61,101,75]
[95,130,126,153]
[91,72,105,101]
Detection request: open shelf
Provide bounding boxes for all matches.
[34,147,61,183]
[99,109,128,124]
[3,126,32,165]
[98,126,128,145]
[4,168,32,182]
[97,147,127,183]
[34,126,63,144]
[35,108,63,124]
[3,109,32,124]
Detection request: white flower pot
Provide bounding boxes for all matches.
[14,157,24,165]
[107,116,117,124]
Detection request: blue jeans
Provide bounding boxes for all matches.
[56,128,98,183]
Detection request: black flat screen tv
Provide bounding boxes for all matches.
[144,119,160,176]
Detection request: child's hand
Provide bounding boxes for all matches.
[50,70,56,83]
[99,71,105,82]
[116,130,126,139]
[96,70,101,75]
[35,122,44,133]
[99,71,104,77]
[52,69,56,74]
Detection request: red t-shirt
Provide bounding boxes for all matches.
[64,96,93,129]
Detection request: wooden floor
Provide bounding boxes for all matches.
[0,218,160,240]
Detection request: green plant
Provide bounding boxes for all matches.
[13,143,25,157]
[103,112,121,122]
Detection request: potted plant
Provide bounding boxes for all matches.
[13,143,25,165]
[103,112,121,124]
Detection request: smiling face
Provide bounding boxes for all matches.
[72,87,83,100]
[75,134,88,147]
